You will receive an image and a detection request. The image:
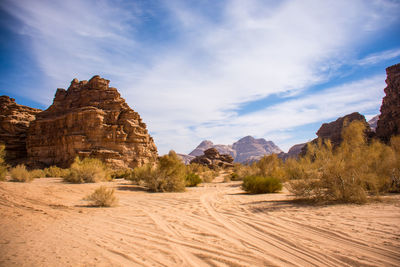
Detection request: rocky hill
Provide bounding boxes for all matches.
[190,148,234,169]
[0,96,42,165]
[376,63,400,142]
[188,136,282,163]
[27,75,158,168]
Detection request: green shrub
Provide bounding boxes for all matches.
[185,173,202,187]
[64,157,110,183]
[186,163,217,183]
[230,172,241,181]
[44,166,68,178]
[85,186,118,207]
[30,169,45,178]
[242,175,282,194]
[10,164,33,182]
[0,144,7,181]
[128,151,186,192]
[111,168,131,179]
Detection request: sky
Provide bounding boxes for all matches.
[0,0,400,155]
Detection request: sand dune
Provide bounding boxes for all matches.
[1,177,399,266]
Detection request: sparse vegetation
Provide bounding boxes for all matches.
[185,173,202,187]
[0,144,7,181]
[85,186,118,207]
[287,121,400,203]
[10,164,33,182]
[44,166,69,178]
[242,175,282,194]
[64,157,110,183]
[30,169,45,178]
[129,151,186,192]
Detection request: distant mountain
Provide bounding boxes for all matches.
[368,115,379,132]
[188,136,282,163]
[177,153,195,165]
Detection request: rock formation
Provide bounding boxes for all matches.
[26,76,158,168]
[376,63,400,142]
[189,140,236,158]
[177,153,195,165]
[278,143,306,161]
[190,148,234,169]
[188,136,282,163]
[315,112,370,147]
[232,136,282,163]
[0,96,41,165]
[368,115,379,132]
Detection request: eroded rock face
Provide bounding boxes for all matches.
[27,76,158,168]
[190,148,234,169]
[0,96,41,165]
[316,112,369,146]
[376,63,400,142]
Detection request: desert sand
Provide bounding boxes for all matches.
[0,176,399,267]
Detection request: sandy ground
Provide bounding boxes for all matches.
[0,175,400,267]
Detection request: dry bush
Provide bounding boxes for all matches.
[30,169,45,178]
[231,163,255,181]
[242,175,282,194]
[85,186,118,207]
[128,151,186,192]
[111,168,131,179]
[287,121,400,203]
[10,164,33,182]
[64,157,110,183]
[185,173,202,187]
[0,144,7,181]
[186,163,217,183]
[44,166,68,178]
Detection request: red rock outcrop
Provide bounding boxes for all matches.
[190,148,234,169]
[0,96,41,165]
[26,76,157,168]
[376,63,400,142]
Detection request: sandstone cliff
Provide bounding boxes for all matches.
[376,63,400,142]
[0,96,41,165]
[27,76,157,168]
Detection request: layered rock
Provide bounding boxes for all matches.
[0,96,41,165]
[27,76,158,168]
[376,63,400,142]
[190,148,234,169]
[188,136,282,163]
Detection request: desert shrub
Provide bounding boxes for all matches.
[30,169,45,178]
[185,173,202,187]
[186,163,217,183]
[242,175,282,194]
[85,186,118,207]
[44,166,68,178]
[10,164,33,182]
[230,172,240,181]
[64,157,110,183]
[256,154,285,181]
[129,151,186,192]
[0,144,7,181]
[231,163,255,180]
[111,168,131,179]
[287,121,400,203]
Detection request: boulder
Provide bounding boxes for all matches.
[0,96,41,165]
[26,75,158,168]
[190,148,234,169]
[376,63,400,142]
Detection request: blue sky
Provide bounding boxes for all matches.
[0,0,400,155]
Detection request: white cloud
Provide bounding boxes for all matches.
[1,0,399,154]
[357,48,400,66]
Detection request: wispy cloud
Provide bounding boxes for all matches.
[357,48,400,66]
[1,0,399,154]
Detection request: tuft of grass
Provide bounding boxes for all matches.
[10,164,33,182]
[242,175,282,194]
[64,157,110,183]
[85,186,118,207]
